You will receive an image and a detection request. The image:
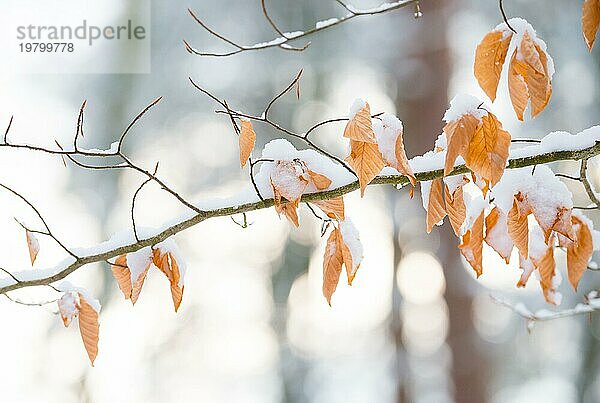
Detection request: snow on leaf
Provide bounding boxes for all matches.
[566,215,594,290]
[322,227,343,305]
[339,219,363,285]
[312,197,345,220]
[58,290,101,365]
[583,0,600,51]
[459,212,485,277]
[270,159,310,225]
[474,29,513,101]
[344,100,377,143]
[239,119,256,168]
[25,229,40,266]
[485,207,513,263]
[345,139,385,196]
[424,178,447,233]
[372,113,416,185]
[465,112,511,186]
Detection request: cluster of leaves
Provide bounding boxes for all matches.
[13,5,600,367]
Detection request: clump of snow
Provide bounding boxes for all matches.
[126,247,154,288]
[155,238,187,287]
[58,281,101,312]
[373,113,403,166]
[348,98,366,119]
[442,94,488,123]
[491,166,573,223]
[339,219,363,271]
[81,141,119,155]
[485,208,514,259]
[255,139,355,195]
[460,182,488,235]
[58,291,79,326]
[315,18,339,29]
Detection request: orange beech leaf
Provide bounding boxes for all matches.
[58,291,101,365]
[152,248,185,312]
[322,227,344,305]
[459,212,485,277]
[507,196,530,258]
[507,32,553,120]
[583,0,600,50]
[394,129,416,186]
[25,229,40,266]
[111,249,153,305]
[508,52,529,121]
[312,197,345,220]
[77,294,100,365]
[308,169,332,190]
[484,207,513,264]
[344,101,377,143]
[425,178,447,233]
[474,30,513,101]
[279,203,299,227]
[465,112,511,186]
[533,245,559,305]
[566,216,594,290]
[239,120,256,168]
[443,114,480,175]
[445,183,466,236]
[345,139,385,196]
[110,254,132,299]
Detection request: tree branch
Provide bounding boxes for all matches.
[2,140,600,295]
[184,0,420,57]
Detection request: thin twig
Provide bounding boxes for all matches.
[581,158,600,207]
[499,0,516,33]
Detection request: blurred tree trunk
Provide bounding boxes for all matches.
[393,1,489,402]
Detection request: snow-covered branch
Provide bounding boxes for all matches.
[183,0,421,57]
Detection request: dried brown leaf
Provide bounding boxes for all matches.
[239,120,256,168]
[345,140,385,196]
[474,30,513,101]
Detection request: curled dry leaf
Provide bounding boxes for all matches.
[346,140,385,196]
[507,196,530,258]
[424,178,447,233]
[312,197,345,220]
[459,212,485,277]
[344,101,377,143]
[239,119,256,168]
[474,30,513,101]
[321,220,364,304]
[443,113,480,176]
[566,215,594,290]
[465,113,511,187]
[25,229,40,266]
[445,183,466,236]
[153,248,185,312]
[533,244,559,305]
[583,0,600,51]
[322,228,344,305]
[373,113,415,186]
[58,291,100,365]
[308,169,332,190]
[508,31,553,120]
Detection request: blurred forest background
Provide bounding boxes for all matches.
[0,0,599,402]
